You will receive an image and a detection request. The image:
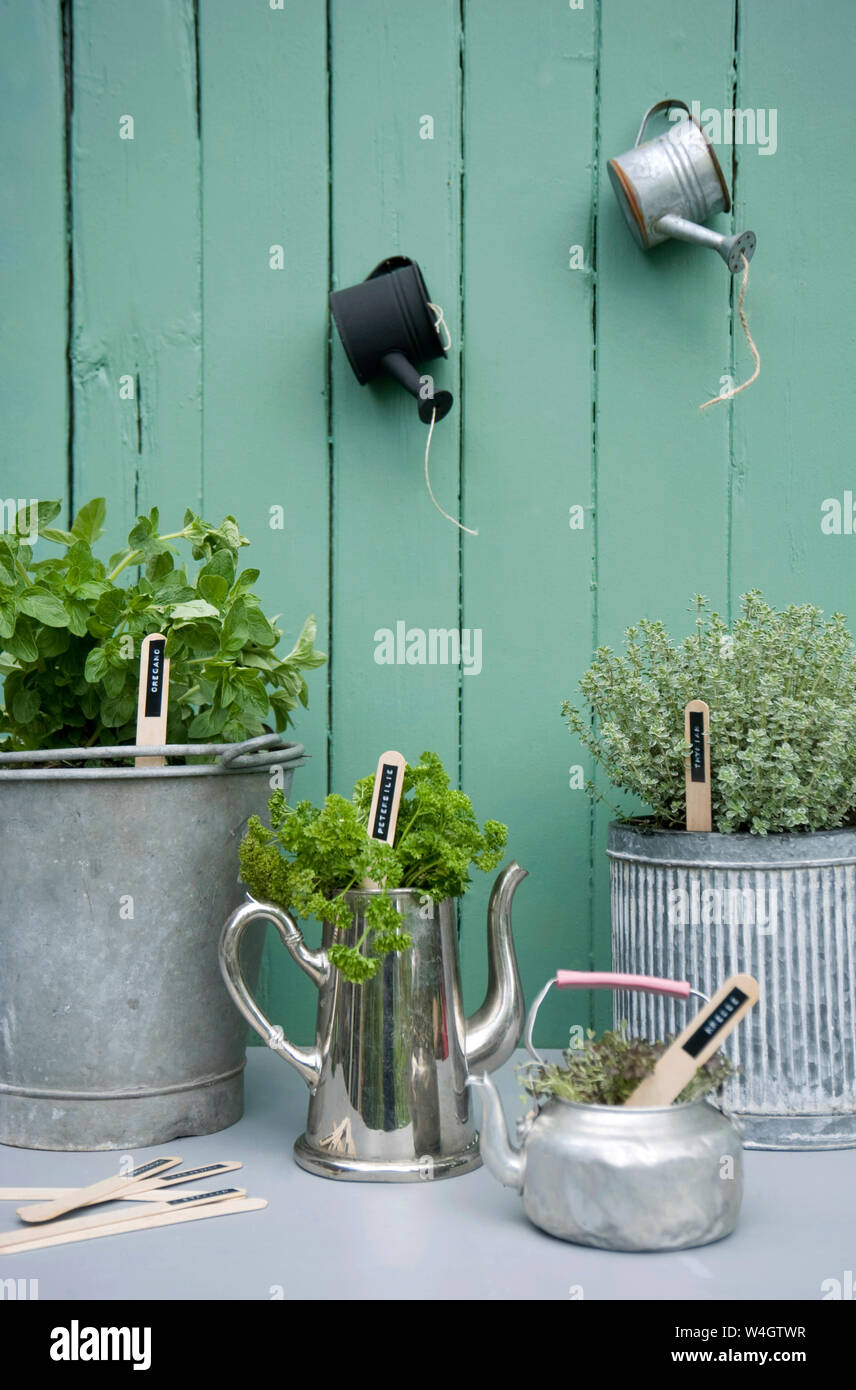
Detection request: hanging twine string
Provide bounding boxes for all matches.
[700,253,760,410]
[427,301,452,352]
[423,408,478,536]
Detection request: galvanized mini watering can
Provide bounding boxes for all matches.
[219,863,527,1180]
[470,970,743,1251]
[608,99,756,273]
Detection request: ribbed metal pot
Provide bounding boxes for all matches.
[0,735,303,1151]
[609,821,856,1150]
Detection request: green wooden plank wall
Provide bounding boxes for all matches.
[2,0,855,1044]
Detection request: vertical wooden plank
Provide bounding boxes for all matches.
[200,0,330,1043]
[461,1,596,1044]
[0,0,68,507]
[70,0,201,552]
[329,0,462,795]
[594,0,735,1029]
[731,0,856,614]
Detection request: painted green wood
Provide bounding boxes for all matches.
[70,0,201,554]
[731,0,856,615]
[328,0,462,799]
[0,0,68,510]
[460,1,597,1046]
[199,0,330,1044]
[591,0,738,1030]
[5,1,856,1049]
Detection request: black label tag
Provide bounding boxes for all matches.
[689,709,706,783]
[682,987,749,1058]
[372,763,399,841]
[144,639,166,718]
[128,1158,171,1179]
[159,1163,226,1185]
[167,1187,240,1207]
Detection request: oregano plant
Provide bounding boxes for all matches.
[563,591,856,835]
[0,498,325,755]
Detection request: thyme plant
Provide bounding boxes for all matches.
[522,1027,735,1106]
[563,591,856,834]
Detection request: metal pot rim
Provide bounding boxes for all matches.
[545,1093,718,1116]
[0,733,305,781]
[607,818,856,869]
[342,887,446,902]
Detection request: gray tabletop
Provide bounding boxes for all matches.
[1,1049,853,1301]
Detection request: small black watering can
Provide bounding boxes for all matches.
[329,256,453,422]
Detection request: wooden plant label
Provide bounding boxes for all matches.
[362,750,406,889]
[684,698,712,831]
[624,973,759,1108]
[135,633,170,767]
[16,1155,182,1224]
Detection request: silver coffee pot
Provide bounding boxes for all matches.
[219,863,527,1180]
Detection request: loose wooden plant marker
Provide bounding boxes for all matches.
[624,973,759,1108]
[0,1196,267,1256]
[15,1155,182,1224]
[0,1188,255,1256]
[361,750,406,890]
[1,1161,242,1207]
[135,632,170,767]
[684,698,712,832]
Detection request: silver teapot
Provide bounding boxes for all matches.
[219,863,527,1181]
[470,970,744,1251]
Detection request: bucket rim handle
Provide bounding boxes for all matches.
[0,731,305,770]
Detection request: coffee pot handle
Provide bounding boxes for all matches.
[219,898,330,1092]
[524,970,709,1064]
[635,98,691,147]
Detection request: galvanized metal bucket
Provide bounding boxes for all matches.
[609,821,856,1150]
[0,734,304,1151]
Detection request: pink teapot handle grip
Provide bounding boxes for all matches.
[523,971,697,1065]
[554,970,691,1000]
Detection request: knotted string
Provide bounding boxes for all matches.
[700,252,761,409]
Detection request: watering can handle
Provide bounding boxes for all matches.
[635,98,691,147]
[218,899,330,1092]
[524,970,707,1065]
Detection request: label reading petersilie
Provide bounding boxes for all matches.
[689,709,706,783]
[372,763,399,841]
[682,987,749,1058]
[144,640,165,718]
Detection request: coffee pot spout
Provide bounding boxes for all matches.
[464,862,527,1074]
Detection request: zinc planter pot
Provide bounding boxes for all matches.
[0,734,304,1152]
[608,821,856,1150]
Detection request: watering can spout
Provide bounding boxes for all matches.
[381,350,454,423]
[466,1073,526,1190]
[464,862,527,1074]
[654,213,757,274]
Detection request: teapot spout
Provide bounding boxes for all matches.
[467,1074,525,1191]
[464,861,527,1074]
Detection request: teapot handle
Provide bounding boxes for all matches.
[635,98,691,147]
[218,898,330,1091]
[524,970,708,1064]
